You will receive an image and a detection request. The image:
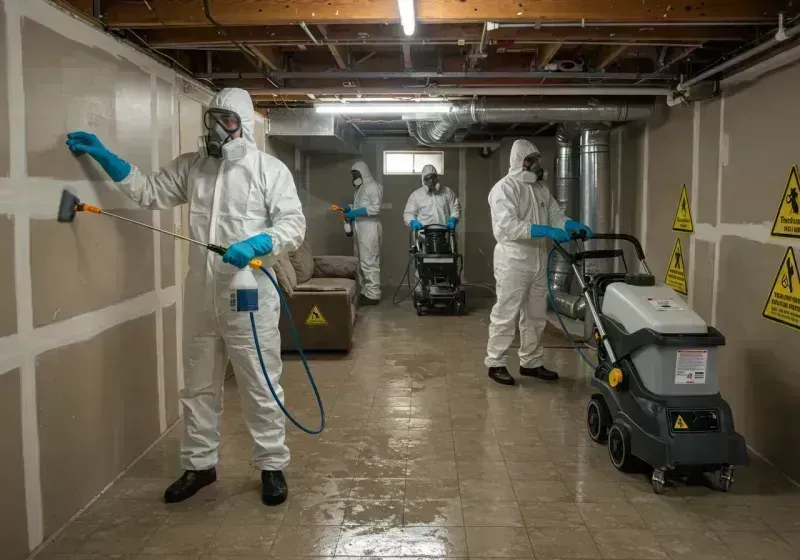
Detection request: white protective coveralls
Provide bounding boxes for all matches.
[485,139,568,369]
[116,88,306,471]
[351,161,384,300]
[403,164,461,228]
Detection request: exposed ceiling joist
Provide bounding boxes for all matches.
[596,45,629,69]
[536,43,563,68]
[248,46,282,71]
[317,24,348,69]
[103,0,783,28]
[402,43,413,71]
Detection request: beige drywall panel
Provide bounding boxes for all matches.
[691,239,715,324]
[722,62,800,224]
[161,210,175,289]
[178,94,203,156]
[30,211,155,327]
[464,147,501,286]
[0,1,9,177]
[36,313,160,535]
[0,215,17,337]
[22,18,152,180]
[0,368,29,560]
[162,303,179,426]
[307,152,361,259]
[157,78,174,169]
[716,236,800,481]
[697,98,721,225]
[646,104,694,281]
[617,123,645,268]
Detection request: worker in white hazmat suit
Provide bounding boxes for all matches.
[341,161,383,304]
[485,139,592,386]
[66,88,305,505]
[403,164,461,232]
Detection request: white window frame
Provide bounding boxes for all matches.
[383,150,445,176]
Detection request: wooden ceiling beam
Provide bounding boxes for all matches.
[595,45,629,69]
[103,0,783,28]
[249,46,283,71]
[317,24,348,69]
[137,24,757,48]
[402,43,413,70]
[536,43,563,68]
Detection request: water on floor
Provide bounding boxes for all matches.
[38,302,800,559]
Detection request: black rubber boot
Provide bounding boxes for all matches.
[520,365,559,381]
[261,470,289,506]
[488,366,515,386]
[163,468,217,503]
[358,295,380,306]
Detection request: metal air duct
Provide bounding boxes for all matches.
[412,97,652,145]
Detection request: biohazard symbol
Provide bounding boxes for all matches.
[672,184,695,233]
[762,247,800,332]
[770,165,800,239]
[665,238,688,296]
[674,415,689,430]
[305,305,328,326]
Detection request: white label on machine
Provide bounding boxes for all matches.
[675,349,708,384]
[646,297,684,311]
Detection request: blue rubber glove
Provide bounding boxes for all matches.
[66,131,132,182]
[410,219,423,231]
[222,233,273,268]
[341,205,352,213]
[447,217,458,230]
[343,207,368,220]
[531,224,570,244]
[565,220,594,239]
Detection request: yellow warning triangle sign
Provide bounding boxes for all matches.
[674,415,689,430]
[305,305,328,326]
[762,247,800,332]
[672,184,695,233]
[770,165,800,239]
[665,238,688,296]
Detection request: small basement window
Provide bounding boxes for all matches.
[383,150,444,175]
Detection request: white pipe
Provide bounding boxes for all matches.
[252,86,671,97]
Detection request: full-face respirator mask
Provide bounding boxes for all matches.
[423,173,440,193]
[351,169,364,188]
[522,152,547,183]
[199,108,244,159]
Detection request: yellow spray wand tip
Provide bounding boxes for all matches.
[249,258,263,269]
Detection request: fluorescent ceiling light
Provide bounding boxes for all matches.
[315,103,451,115]
[398,0,416,36]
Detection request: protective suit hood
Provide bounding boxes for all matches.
[420,164,440,191]
[509,139,540,176]
[351,160,374,183]
[209,87,257,148]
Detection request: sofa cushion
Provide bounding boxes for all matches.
[294,277,356,296]
[290,238,315,284]
[313,255,358,279]
[272,253,296,298]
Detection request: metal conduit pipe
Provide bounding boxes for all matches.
[250,86,671,97]
[407,121,500,150]
[413,98,653,145]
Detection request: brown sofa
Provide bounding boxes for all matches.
[272,239,358,352]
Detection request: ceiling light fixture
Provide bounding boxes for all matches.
[315,103,451,115]
[397,0,416,36]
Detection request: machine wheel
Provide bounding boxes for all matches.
[651,468,666,494]
[416,302,424,316]
[608,423,636,473]
[716,465,734,492]
[586,397,611,444]
[454,298,465,316]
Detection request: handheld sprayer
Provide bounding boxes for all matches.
[57,189,325,434]
[330,205,353,237]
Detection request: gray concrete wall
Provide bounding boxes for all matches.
[617,60,800,481]
[0,0,204,555]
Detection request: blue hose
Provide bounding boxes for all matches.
[249,266,325,435]
[546,247,598,370]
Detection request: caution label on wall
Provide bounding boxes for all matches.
[770,165,800,239]
[305,305,328,326]
[665,238,688,295]
[672,184,695,233]
[762,247,800,332]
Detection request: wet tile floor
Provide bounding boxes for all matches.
[39,302,800,559]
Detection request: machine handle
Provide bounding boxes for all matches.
[591,233,646,261]
[575,249,625,261]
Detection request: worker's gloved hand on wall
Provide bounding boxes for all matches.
[222,233,274,268]
[343,207,368,220]
[65,131,132,182]
[530,224,570,244]
[410,220,423,231]
[447,217,458,230]
[564,220,594,239]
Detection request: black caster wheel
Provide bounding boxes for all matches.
[454,299,464,316]
[608,423,636,473]
[651,468,666,494]
[716,465,734,492]
[416,303,424,316]
[586,396,611,444]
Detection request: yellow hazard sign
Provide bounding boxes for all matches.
[674,415,689,430]
[305,305,328,326]
[665,238,688,296]
[770,165,800,239]
[672,184,695,233]
[762,247,800,332]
